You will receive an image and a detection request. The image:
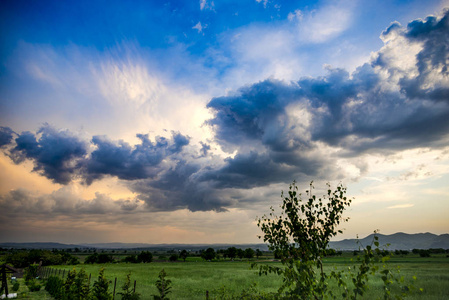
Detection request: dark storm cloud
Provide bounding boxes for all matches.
[207,11,449,155]
[129,159,234,212]
[206,80,300,149]
[84,131,190,184]
[401,11,449,102]
[9,125,88,184]
[0,126,15,148]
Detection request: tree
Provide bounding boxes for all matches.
[256,181,351,298]
[255,249,263,259]
[137,251,153,263]
[244,248,255,259]
[226,247,237,260]
[179,250,188,262]
[255,181,417,299]
[201,248,216,261]
[236,248,244,259]
[168,254,178,262]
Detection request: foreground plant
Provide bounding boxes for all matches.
[118,273,140,300]
[153,269,172,300]
[255,181,417,299]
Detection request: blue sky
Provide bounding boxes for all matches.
[1,0,448,244]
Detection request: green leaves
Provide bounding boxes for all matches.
[255,181,417,300]
[256,181,351,298]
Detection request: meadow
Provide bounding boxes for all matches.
[40,253,449,300]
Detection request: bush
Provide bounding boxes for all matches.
[153,269,172,300]
[24,263,39,282]
[45,276,63,298]
[118,273,140,300]
[168,254,178,262]
[92,267,112,300]
[12,281,20,292]
[27,279,41,292]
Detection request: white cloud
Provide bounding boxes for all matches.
[295,0,356,43]
[193,22,203,33]
[288,9,303,22]
[200,0,214,11]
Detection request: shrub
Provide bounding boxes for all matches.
[118,273,140,300]
[24,263,39,282]
[92,267,112,300]
[168,254,178,262]
[12,281,20,292]
[45,276,63,298]
[27,279,41,292]
[153,269,172,300]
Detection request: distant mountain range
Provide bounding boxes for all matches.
[328,232,449,250]
[1,233,448,251]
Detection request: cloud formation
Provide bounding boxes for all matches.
[1,9,448,214]
[9,125,88,184]
[208,10,449,156]
[85,131,189,184]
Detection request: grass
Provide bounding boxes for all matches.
[20,254,449,299]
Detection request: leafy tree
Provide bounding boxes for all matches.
[255,249,263,259]
[92,267,112,300]
[123,255,138,263]
[244,248,255,259]
[85,253,99,264]
[226,247,237,260]
[201,248,216,261]
[98,253,114,264]
[255,181,417,299]
[179,250,188,262]
[153,269,172,300]
[236,248,244,259]
[137,251,153,263]
[168,254,178,262]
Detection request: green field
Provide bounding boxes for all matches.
[41,255,449,300]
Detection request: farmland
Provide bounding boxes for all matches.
[39,253,449,299]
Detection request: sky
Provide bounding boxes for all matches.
[0,0,448,245]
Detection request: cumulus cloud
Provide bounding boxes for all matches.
[9,125,88,184]
[208,10,449,157]
[85,131,189,184]
[0,127,15,148]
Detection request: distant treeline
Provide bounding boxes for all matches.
[2,247,448,269]
[2,249,80,268]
